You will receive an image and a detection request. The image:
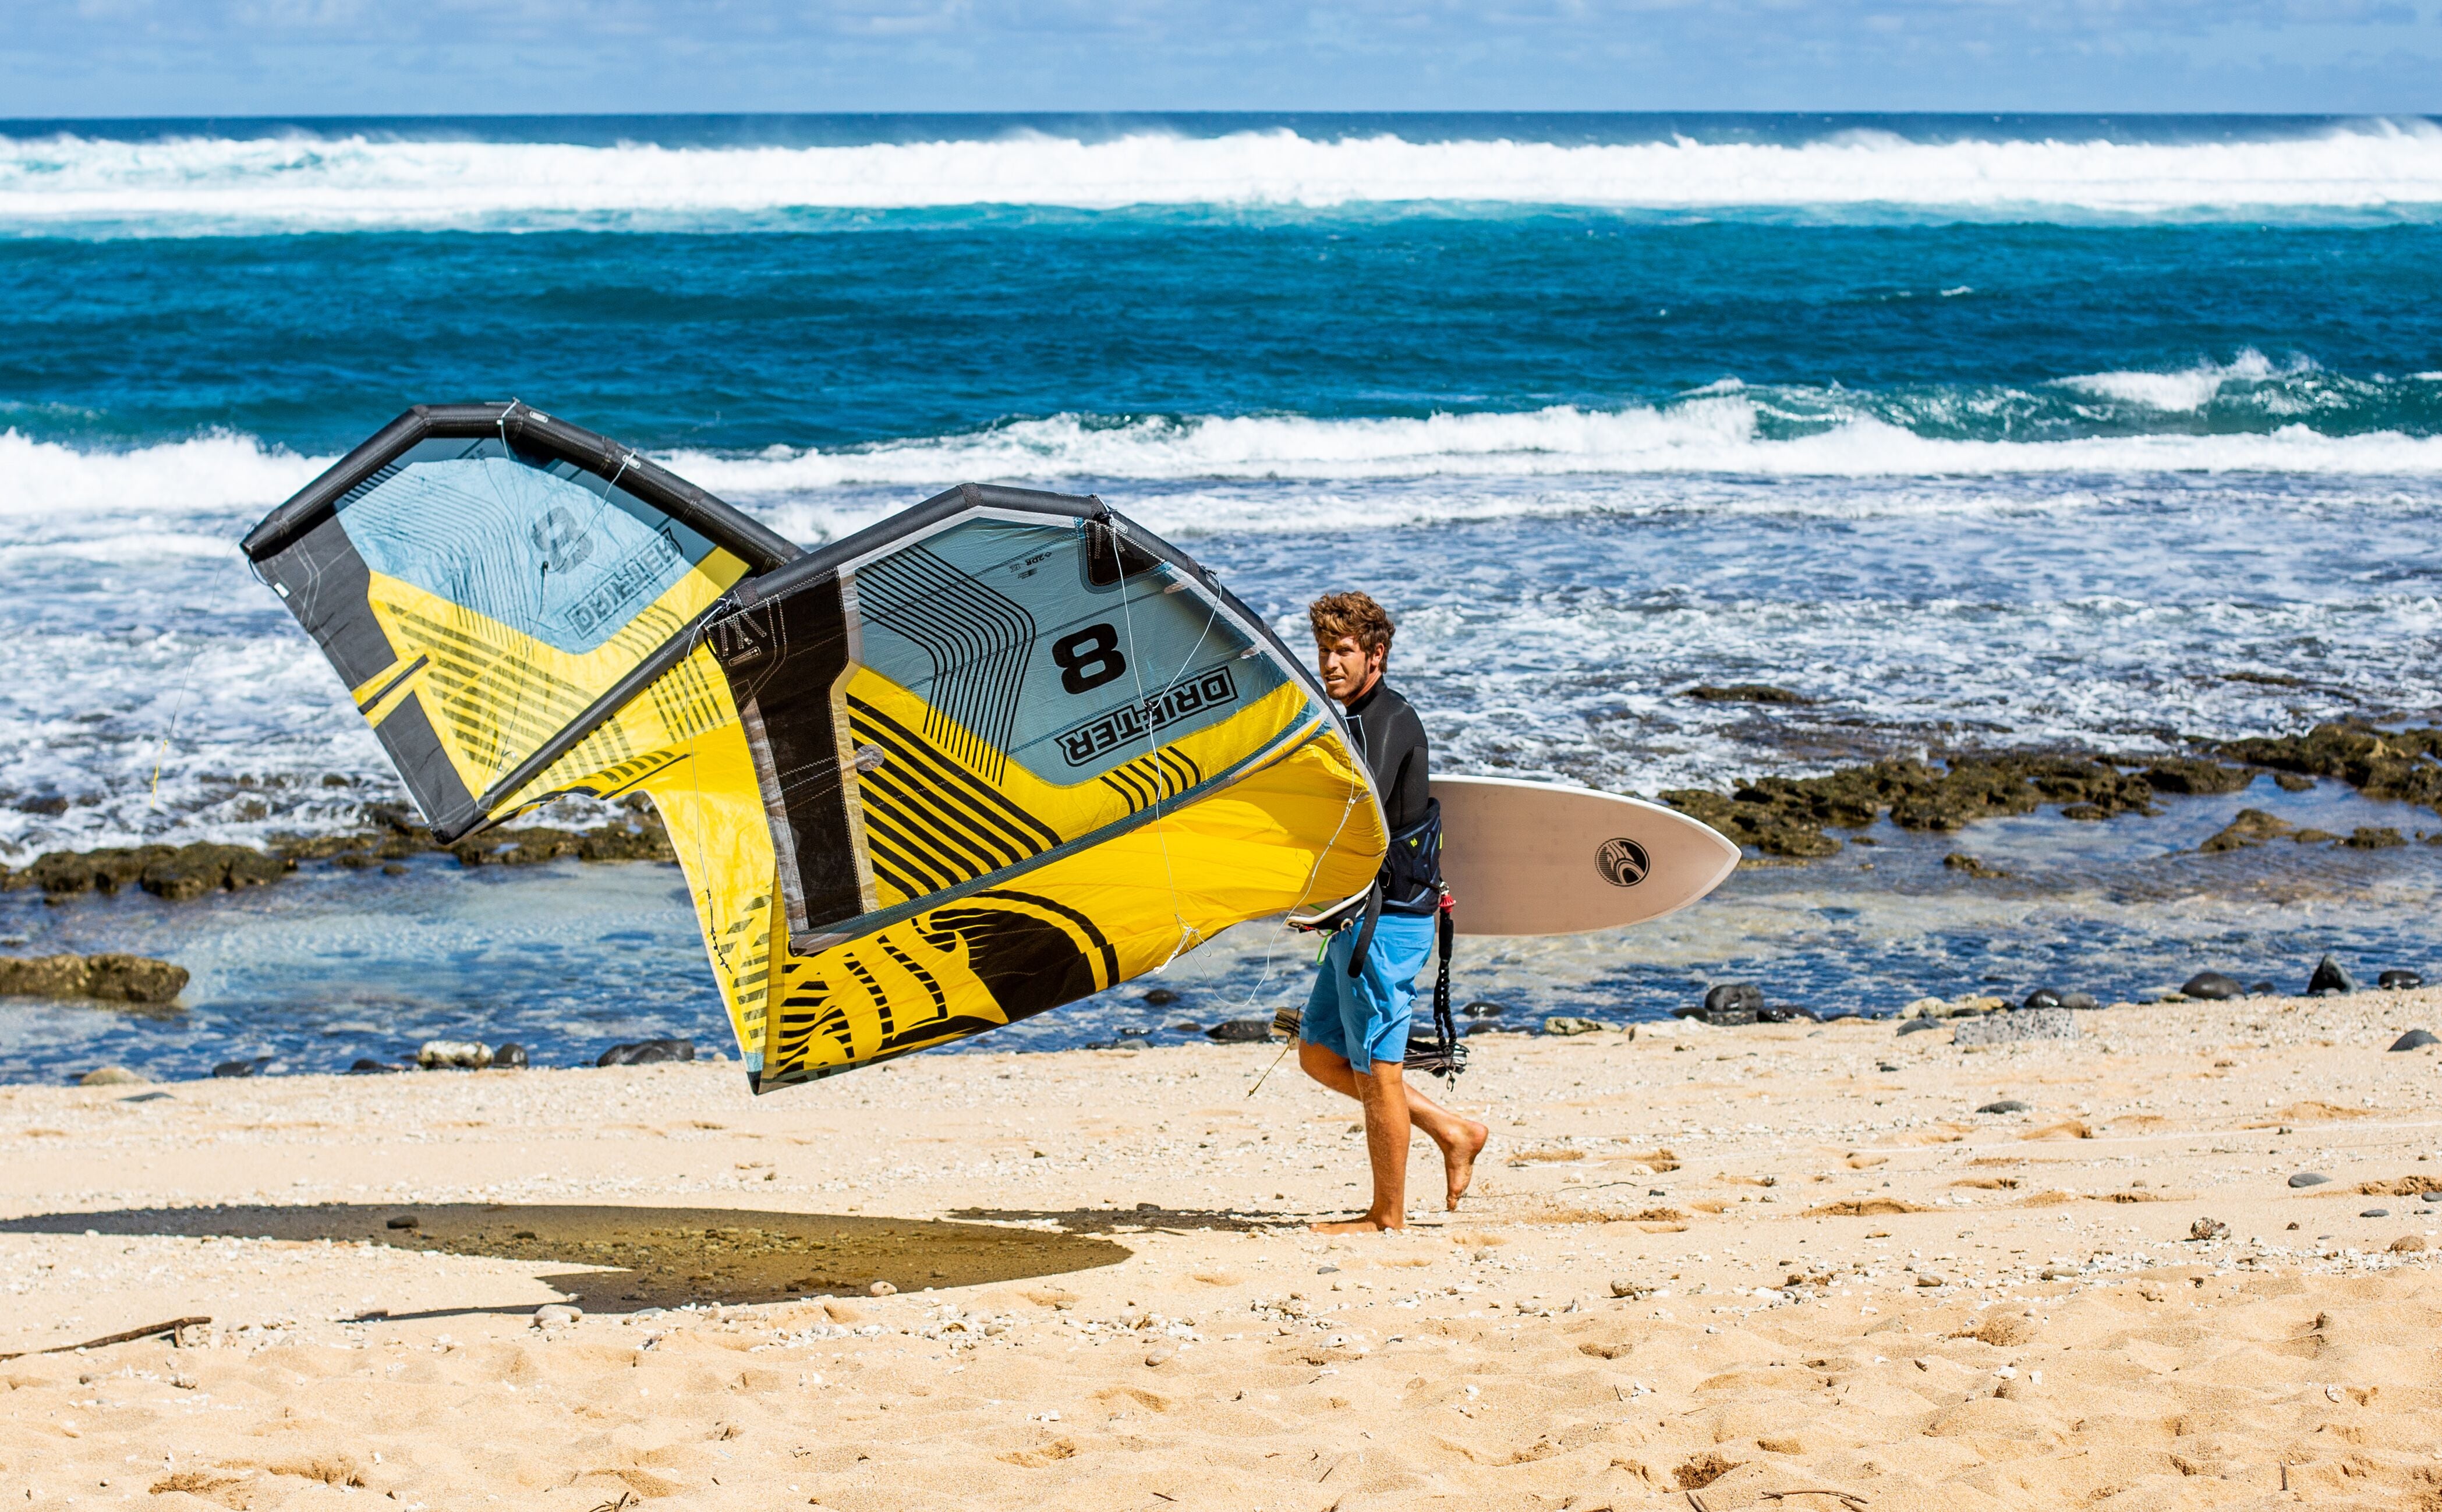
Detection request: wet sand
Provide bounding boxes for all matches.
[5,989,2441,1510]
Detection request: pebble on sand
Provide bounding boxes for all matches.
[77,1065,148,1086]
[2181,971,2246,1001]
[2381,969,2426,990]
[1977,1099,2031,1114]
[386,1214,419,1230]
[417,1040,493,1070]
[2360,1209,2390,1218]
[868,1280,897,1297]
[532,1305,582,1327]
[2308,955,2359,996]
[1542,1016,1604,1036]
[597,1036,695,1066]
[2388,1029,2438,1051]
[2189,1217,2230,1241]
[2288,1172,2332,1188]
[1206,1019,1273,1043]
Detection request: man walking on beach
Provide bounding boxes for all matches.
[1299,592,1489,1233]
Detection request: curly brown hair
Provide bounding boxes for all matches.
[1307,591,1395,655]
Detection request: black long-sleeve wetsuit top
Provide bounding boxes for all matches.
[1343,679,1430,834]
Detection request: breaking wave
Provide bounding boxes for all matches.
[6,120,2442,232]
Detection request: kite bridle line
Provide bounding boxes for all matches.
[1242,621,1378,1100]
[1105,511,1198,973]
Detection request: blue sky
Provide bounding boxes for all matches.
[3,0,2437,116]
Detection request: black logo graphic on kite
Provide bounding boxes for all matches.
[529,505,597,574]
[1597,837,1650,888]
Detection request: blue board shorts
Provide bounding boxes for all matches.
[1301,911,1438,1069]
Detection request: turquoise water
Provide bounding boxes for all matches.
[1,113,2439,1080]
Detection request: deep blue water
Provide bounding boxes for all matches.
[1,113,2439,1082]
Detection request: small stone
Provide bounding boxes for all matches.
[1206,1018,1274,1043]
[417,1039,492,1070]
[381,863,408,876]
[2250,981,2275,996]
[211,1059,259,1078]
[1703,983,1764,1019]
[492,1043,529,1068]
[1875,1061,1900,1072]
[1914,1274,1944,1288]
[1142,987,1179,1006]
[2288,1172,2331,1188]
[1898,997,1946,1019]
[868,1280,897,1297]
[386,1214,419,1230]
[1166,1021,1201,1033]
[2181,972,2246,1001]
[346,1058,399,1074]
[1977,1099,2030,1114]
[1461,1000,1508,1017]
[1896,1018,1943,1036]
[1144,1339,1178,1366]
[2388,1029,2438,1051]
[2391,1235,2429,1253]
[77,1065,147,1086]
[2342,827,2405,849]
[2360,1208,2390,1218]
[2380,969,2425,990]
[1609,1277,1645,1298]
[2273,771,2316,792]
[2022,989,2062,1010]
[532,1304,582,1327]
[1942,853,2008,880]
[1543,1016,1604,1036]
[2307,955,2358,996]
[2059,992,2101,1011]
[2188,1217,2229,1241]
[2424,1191,2442,1203]
[596,1036,695,1066]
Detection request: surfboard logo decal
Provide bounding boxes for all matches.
[1596,837,1650,887]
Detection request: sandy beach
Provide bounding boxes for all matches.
[2,989,2439,1510]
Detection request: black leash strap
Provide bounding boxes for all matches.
[1344,881,1384,978]
[1402,890,1465,1082]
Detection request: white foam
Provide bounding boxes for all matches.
[6,122,2442,229]
[15,402,2442,541]
[675,403,2442,497]
[2058,349,2291,413]
[0,429,322,517]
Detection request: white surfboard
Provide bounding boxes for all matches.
[1433,775,1740,936]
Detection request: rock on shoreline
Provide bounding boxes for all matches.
[1,800,678,905]
[1661,752,2238,859]
[1658,720,2442,861]
[0,952,187,1004]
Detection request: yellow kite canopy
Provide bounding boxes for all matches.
[243,403,1388,1090]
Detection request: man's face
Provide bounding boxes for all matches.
[1315,633,1385,704]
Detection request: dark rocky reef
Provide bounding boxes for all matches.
[1,797,678,904]
[0,842,290,901]
[0,952,187,1004]
[1682,684,1811,705]
[1659,752,2213,859]
[2217,722,2442,813]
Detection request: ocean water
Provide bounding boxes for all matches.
[2,113,2439,1082]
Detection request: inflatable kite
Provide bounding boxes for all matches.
[242,403,1388,1090]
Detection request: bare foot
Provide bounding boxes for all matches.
[1311,1215,1402,1233]
[1445,1120,1490,1210]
